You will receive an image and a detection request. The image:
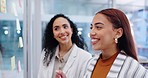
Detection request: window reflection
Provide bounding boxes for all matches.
[0,20,23,78]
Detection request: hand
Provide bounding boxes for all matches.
[55,70,67,78]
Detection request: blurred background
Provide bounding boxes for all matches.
[0,0,148,78]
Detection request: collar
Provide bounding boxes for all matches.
[55,44,75,63]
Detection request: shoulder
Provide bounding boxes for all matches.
[119,53,148,78]
[86,56,98,72]
[40,49,50,62]
[117,53,145,69]
[74,44,92,57]
[88,55,99,66]
[83,55,99,78]
[85,54,99,71]
[126,56,147,71]
[39,49,46,64]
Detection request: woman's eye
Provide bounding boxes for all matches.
[63,25,69,29]
[96,26,102,29]
[54,27,59,31]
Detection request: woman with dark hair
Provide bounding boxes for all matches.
[38,14,91,78]
[84,8,148,78]
[56,8,148,78]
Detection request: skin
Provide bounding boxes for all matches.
[90,13,123,60]
[53,17,73,57]
[55,70,66,78]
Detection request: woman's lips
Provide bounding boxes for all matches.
[60,35,67,40]
[91,38,100,45]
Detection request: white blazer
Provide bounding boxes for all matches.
[38,44,92,78]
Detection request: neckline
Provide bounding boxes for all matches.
[98,52,119,66]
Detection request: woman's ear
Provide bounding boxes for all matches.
[115,28,123,38]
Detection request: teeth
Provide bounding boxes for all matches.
[60,36,66,39]
[91,39,98,42]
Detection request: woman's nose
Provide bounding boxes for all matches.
[60,28,65,34]
[90,29,96,36]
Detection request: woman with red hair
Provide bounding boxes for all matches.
[85,8,148,78]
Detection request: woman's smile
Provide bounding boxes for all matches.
[59,35,67,40]
[91,38,100,45]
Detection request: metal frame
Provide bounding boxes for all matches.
[23,0,41,78]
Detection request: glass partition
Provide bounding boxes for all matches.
[0,0,24,77]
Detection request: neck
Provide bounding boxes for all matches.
[59,43,73,56]
[101,46,119,60]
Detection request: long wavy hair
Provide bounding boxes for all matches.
[97,8,138,61]
[42,14,88,66]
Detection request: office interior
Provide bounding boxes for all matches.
[0,0,148,78]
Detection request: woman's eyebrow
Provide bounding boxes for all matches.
[94,22,104,25]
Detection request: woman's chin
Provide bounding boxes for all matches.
[92,47,100,51]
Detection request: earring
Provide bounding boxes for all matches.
[115,38,118,43]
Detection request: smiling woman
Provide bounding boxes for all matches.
[84,8,148,78]
[38,14,92,78]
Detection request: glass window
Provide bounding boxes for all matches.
[0,0,24,78]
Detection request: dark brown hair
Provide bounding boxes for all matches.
[97,8,138,61]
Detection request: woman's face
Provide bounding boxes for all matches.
[53,17,73,45]
[90,13,117,51]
